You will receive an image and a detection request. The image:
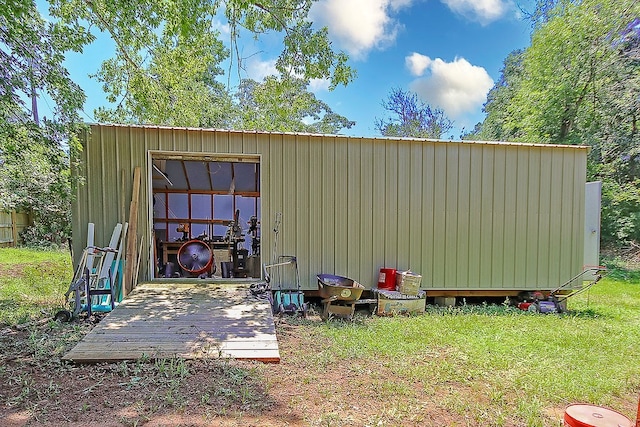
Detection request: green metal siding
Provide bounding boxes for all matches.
[73,124,588,291]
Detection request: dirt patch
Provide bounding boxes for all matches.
[0,315,460,426]
[0,264,27,280]
[602,243,640,268]
[0,261,64,281]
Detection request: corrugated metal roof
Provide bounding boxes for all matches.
[87,122,590,150]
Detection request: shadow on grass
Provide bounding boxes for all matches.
[0,300,45,326]
[562,307,611,319]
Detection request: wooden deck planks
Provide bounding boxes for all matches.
[62,282,280,363]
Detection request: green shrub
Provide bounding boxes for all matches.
[600,179,640,245]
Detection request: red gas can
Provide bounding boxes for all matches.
[377,268,396,290]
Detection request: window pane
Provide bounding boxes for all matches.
[191,194,212,219]
[167,222,186,241]
[210,162,233,191]
[190,223,209,239]
[167,193,189,219]
[214,194,233,220]
[236,196,257,220]
[234,163,258,192]
[153,193,167,219]
[154,222,168,242]
[212,224,228,240]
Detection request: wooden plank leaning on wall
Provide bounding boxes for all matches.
[123,167,141,297]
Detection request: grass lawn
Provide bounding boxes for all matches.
[306,276,640,425]
[0,247,638,426]
[0,248,72,325]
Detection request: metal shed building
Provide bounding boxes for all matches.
[72,123,591,296]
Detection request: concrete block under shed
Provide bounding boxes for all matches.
[376,290,426,316]
[434,297,456,307]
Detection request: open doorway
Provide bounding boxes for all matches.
[151,153,261,279]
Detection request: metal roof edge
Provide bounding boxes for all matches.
[86,123,590,150]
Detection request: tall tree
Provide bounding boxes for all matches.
[474,0,640,244]
[1,0,90,245]
[93,24,235,128]
[51,0,356,128]
[235,76,354,133]
[375,88,453,139]
[467,50,524,141]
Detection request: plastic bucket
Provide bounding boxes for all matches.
[377,268,396,290]
[564,404,632,427]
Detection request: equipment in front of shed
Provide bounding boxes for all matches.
[376,267,423,294]
[516,266,607,314]
[375,268,426,315]
[56,222,126,321]
[257,213,306,316]
[264,255,307,316]
[317,273,366,319]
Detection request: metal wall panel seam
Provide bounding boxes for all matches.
[408,141,423,280]
[345,137,360,280]
[491,146,506,288]
[334,135,348,275]
[478,145,493,288]
[360,139,375,285]
[525,149,540,288]
[397,141,406,271]
[432,144,446,287]
[468,145,483,288]
[503,147,517,288]
[539,149,553,287]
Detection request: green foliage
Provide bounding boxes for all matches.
[0,248,72,326]
[601,180,640,244]
[52,0,356,129]
[473,0,640,245]
[0,0,90,246]
[312,275,640,424]
[235,76,354,133]
[466,50,524,141]
[0,125,75,247]
[90,9,235,127]
[375,87,454,139]
[223,0,355,90]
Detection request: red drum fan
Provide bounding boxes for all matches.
[177,240,214,276]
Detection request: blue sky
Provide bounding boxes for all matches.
[46,0,536,139]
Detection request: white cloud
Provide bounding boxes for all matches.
[246,58,279,81]
[309,78,331,93]
[405,52,432,77]
[310,0,415,59]
[242,59,331,94]
[212,19,230,36]
[440,0,512,25]
[407,55,494,119]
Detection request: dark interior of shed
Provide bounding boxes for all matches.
[151,156,261,279]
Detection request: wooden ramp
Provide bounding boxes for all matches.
[63,282,279,363]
